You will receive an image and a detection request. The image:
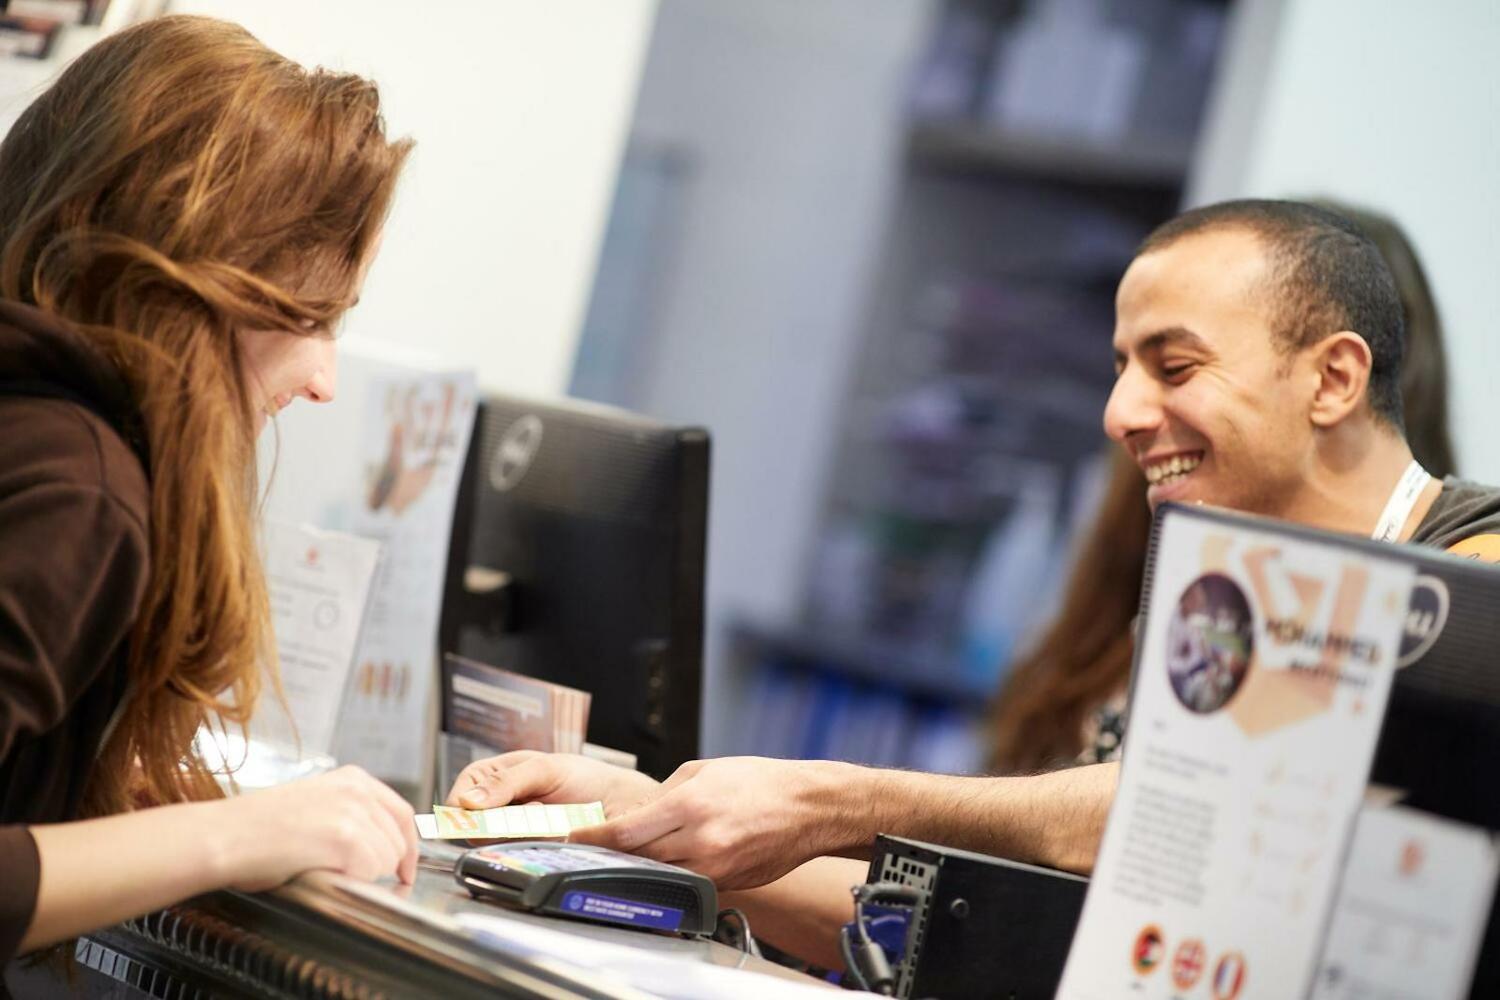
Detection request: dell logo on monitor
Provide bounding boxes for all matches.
[489,414,544,492]
[1396,574,1450,668]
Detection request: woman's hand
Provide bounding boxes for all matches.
[21,767,418,954]
[445,750,661,820]
[211,765,418,891]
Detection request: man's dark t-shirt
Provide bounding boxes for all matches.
[1410,476,1500,557]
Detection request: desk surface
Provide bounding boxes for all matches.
[286,854,822,990]
[50,851,832,999]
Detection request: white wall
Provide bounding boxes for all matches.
[2,0,657,397]
[1190,0,1500,482]
[613,0,937,753]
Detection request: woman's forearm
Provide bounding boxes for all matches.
[21,800,232,953]
[21,764,419,955]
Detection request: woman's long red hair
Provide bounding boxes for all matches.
[0,15,411,813]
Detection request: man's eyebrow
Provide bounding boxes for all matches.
[1114,326,1208,369]
[1137,326,1210,353]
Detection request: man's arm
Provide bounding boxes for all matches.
[713,763,1118,969]
[830,761,1118,873]
[568,757,1119,888]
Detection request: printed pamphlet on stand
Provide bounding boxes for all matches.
[437,653,592,800]
[198,520,381,790]
[442,653,591,755]
[1057,506,1416,1000]
[254,520,383,760]
[1310,803,1498,1000]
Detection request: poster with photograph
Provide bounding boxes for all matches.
[258,339,476,800]
[332,364,477,790]
[1057,508,1415,1000]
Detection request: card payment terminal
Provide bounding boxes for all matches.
[455,842,718,935]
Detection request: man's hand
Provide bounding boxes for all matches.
[444,751,661,819]
[568,756,851,890]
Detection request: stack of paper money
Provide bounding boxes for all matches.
[414,801,606,840]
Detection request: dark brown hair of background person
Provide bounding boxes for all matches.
[988,200,1457,774]
[0,15,411,816]
[1322,203,1457,480]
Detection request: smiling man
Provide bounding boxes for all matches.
[1113,203,1435,533]
[445,201,1500,966]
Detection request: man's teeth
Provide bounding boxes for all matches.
[1146,453,1202,486]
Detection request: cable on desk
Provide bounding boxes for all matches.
[714,907,761,957]
[841,881,925,997]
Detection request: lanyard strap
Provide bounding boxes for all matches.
[1370,460,1432,543]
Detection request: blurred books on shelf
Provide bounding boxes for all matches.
[5,0,94,25]
[723,0,1228,771]
[0,0,165,60]
[733,651,989,776]
[908,0,1224,164]
[0,14,60,58]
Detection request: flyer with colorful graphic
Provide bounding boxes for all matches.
[1056,508,1416,1000]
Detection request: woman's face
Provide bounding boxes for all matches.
[240,324,338,433]
[243,238,382,432]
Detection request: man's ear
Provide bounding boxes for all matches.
[1308,331,1373,428]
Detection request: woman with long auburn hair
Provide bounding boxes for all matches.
[988,201,1459,774]
[0,16,418,962]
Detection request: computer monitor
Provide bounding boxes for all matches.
[439,393,709,780]
[1141,502,1500,829]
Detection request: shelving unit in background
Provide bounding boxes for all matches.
[729,0,1230,773]
[0,1,165,137]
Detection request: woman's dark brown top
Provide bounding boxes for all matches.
[0,298,150,965]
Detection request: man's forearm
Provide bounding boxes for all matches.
[810,761,1119,874]
[720,856,864,970]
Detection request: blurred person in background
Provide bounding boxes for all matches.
[0,16,418,969]
[988,199,1460,775]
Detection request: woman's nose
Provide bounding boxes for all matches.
[301,340,338,404]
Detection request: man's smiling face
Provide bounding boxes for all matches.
[1104,227,1318,517]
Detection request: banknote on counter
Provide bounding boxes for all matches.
[414,801,606,840]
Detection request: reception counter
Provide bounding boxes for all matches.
[9,851,829,999]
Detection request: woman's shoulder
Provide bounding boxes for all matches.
[0,299,149,533]
[0,396,149,537]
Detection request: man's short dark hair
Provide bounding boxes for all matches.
[1138,198,1406,429]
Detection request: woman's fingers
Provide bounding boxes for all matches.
[359,769,419,882]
